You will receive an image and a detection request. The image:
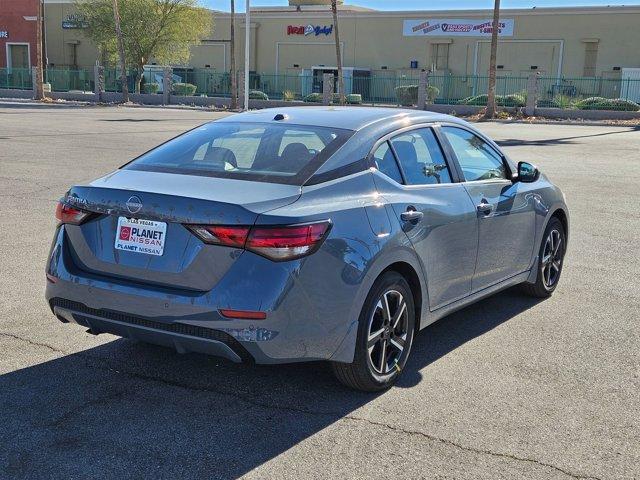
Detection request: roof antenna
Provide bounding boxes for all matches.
[273,113,288,121]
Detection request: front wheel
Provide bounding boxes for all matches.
[522,217,566,298]
[331,271,415,392]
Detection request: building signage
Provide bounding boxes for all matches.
[62,14,88,29]
[403,19,514,37]
[287,24,333,36]
[0,31,8,39]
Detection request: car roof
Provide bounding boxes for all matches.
[215,106,464,131]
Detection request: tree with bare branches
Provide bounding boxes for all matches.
[484,0,501,119]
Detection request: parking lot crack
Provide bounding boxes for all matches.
[341,416,604,480]
[0,331,67,355]
[77,356,604,480]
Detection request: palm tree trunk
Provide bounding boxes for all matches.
[484,0,501,119]
[230,0,238,110]
[34,0,45,100]
[112,0,129,102]
[331,0,345,104]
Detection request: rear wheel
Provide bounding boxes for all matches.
[522,217,566,298]
[332,271,415,392]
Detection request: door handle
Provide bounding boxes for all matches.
[401,208,424,223]
[476,200,494,215]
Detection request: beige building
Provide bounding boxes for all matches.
[41,0,640,82]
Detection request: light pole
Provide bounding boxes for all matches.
[244,0,250,111]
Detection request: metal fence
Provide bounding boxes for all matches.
[0,68,33,90]
[3,67,640,111]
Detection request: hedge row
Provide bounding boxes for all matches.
[458,93,526,107]
[303,93,363,104]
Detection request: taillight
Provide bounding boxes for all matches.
[246,222,331,261]
[55,201,93,225]
[186,225,250,248]
[186,221,331,261]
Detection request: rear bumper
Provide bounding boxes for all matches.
[45,225,368,364]
[50,298,251,363]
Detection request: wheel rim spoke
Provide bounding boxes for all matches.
[389,334,405,352]
[391,299,406,329]
[379,339,387,373]
[368,328,384,351]
[382,293,392,322]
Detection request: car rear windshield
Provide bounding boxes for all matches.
[124,121,353,185]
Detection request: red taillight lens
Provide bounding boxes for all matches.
[186,221,331,261]
[186,225,250,248]
[246,222,331,260]
[55,201,93,225]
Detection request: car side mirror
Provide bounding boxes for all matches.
[516,161,539,183]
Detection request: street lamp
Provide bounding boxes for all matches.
[244,0,250,111]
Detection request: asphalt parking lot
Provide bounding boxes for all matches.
[0,105,638,479]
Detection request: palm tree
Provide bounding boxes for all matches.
[34,0,45,100]
[229,0,238,109]
[331,0,344,104]
[484,0,501,119]
[112,0,129,102]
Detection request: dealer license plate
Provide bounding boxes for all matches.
[115,217,167,256]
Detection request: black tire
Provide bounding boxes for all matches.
[521,217,566,298]
[331,271,416,392]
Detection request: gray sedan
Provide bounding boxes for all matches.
[45,107,568,391]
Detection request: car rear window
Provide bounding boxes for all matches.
[124,122,353,185]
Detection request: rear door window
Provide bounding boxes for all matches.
[390,128,452,185]
[372,142,403,183]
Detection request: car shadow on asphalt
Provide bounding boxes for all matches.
[496,126,640,147]
[0,288,542,478]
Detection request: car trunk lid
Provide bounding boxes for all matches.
[62,170,301,291]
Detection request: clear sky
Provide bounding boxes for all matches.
[202,0,640,12]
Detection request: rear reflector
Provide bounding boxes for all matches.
[219,309,267,320]
[186,220,331,262]
[55,201,94,225]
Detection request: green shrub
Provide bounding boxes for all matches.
[395,85,418,106]
[458,93,525,108]
[575,97,640,111]
[426,85,440,103]
[282,90,295,101]
[303,93,323,103]
[346,93,362,104]
[395,84,441,106]
[501,93,526,107]
[143,83,160,94]
[459,94,488,106]
[172,83,197,96]
[249,90,269,100]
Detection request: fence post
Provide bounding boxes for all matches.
[238,70,245,109]
[94,64,104,102]
[322,73,334,105]
[526,73,539,116]
[162,67,172,105]
[417,70,429,109]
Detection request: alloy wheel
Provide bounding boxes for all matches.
[542,229,563,289]
[367,289,409,375]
